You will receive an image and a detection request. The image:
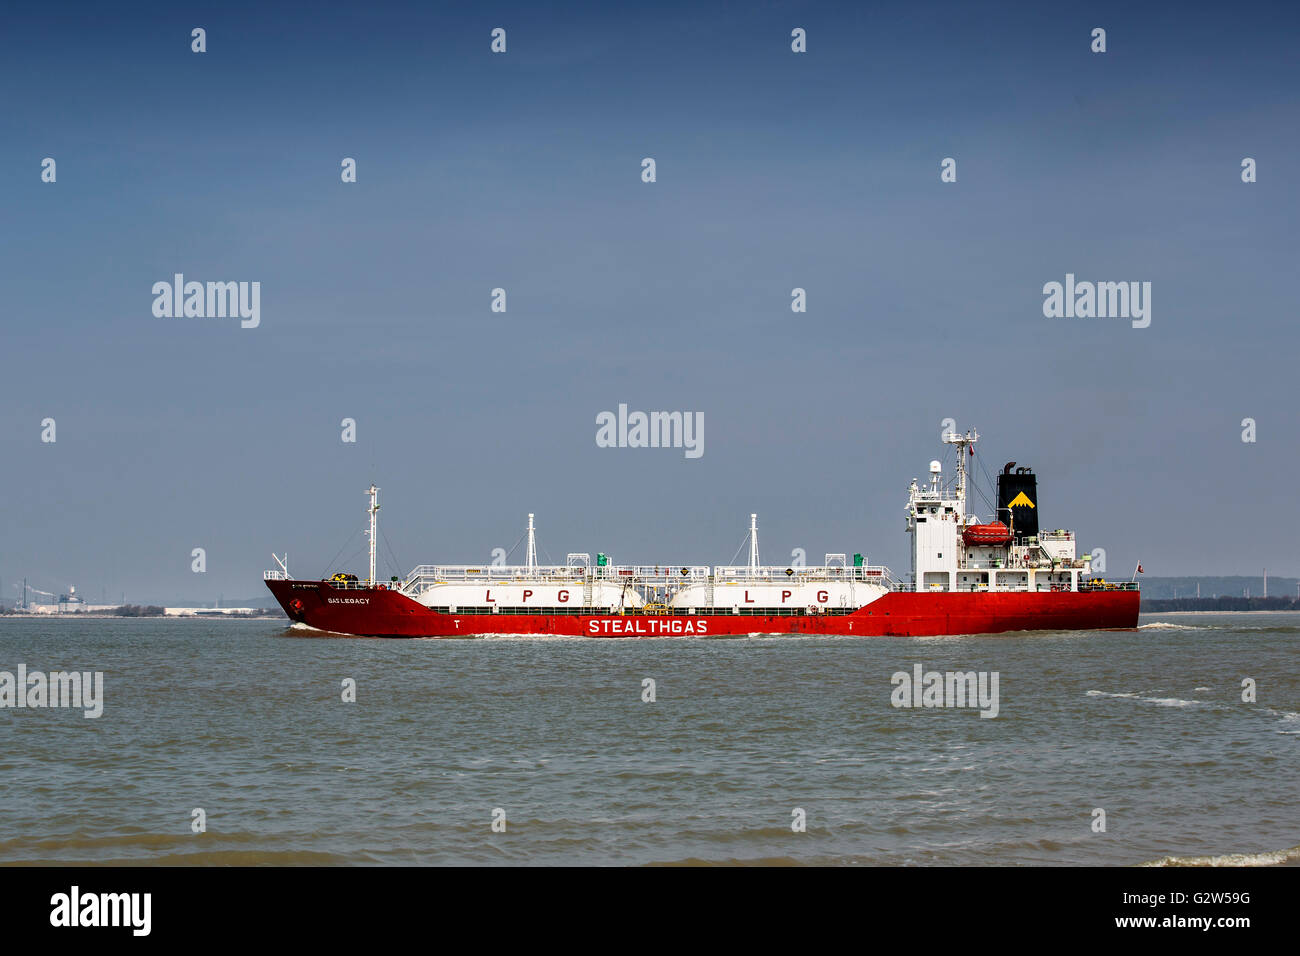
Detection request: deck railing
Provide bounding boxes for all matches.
[394,562,897,593]
[405,564,581,581]
[613,565,711,581]
[713,566,894,585]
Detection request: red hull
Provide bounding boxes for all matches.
[265,579,1139,638]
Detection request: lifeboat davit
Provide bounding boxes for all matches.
[963,521,1012,546]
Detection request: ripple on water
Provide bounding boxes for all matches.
[0,614,1295,865]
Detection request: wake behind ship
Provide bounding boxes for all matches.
[264,429,1139,638]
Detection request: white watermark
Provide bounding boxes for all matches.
[596,404,703,459]
[50,887,150,936]
[890,664,999,718]
[152,274,260,328]
[0,665,103,718]
[1042,274,1150,328]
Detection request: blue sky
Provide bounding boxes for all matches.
[2,1,1297,602]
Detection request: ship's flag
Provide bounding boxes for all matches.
[1137,564,1144,574]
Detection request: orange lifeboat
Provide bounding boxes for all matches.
[963,521,1012,546]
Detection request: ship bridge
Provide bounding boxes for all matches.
[906,428,1101,594]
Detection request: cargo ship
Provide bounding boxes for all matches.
[263,429,1139,637]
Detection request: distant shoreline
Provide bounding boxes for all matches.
[1141,609,1297,616]
[0,612,286,620]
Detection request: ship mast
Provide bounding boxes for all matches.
[942,427,979,519]
[526,513,537,572]
[749,513,760,571]
[366,484,379,585]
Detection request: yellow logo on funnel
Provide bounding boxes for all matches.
[1008,491,1035,509]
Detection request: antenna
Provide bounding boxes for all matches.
[942,427,979,516]
[365,485,380,585]
[526,514,537,572]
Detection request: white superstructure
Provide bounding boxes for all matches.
[906,429,1091,593]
